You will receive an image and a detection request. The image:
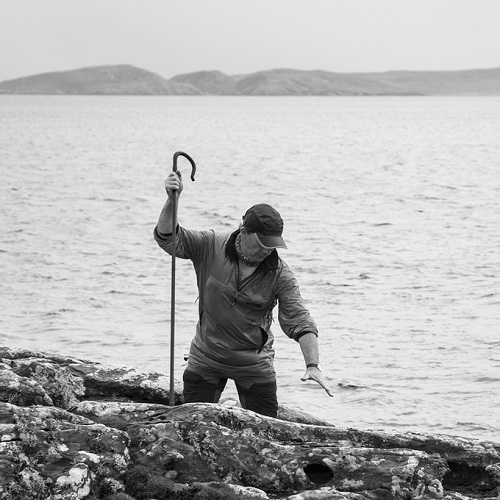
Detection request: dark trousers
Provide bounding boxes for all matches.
[183,370,278,418]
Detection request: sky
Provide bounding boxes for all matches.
[1,0,499,82]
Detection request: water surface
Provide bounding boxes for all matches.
[1,95,499,441]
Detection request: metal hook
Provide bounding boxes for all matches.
[173,151,196,181]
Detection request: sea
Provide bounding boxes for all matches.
[1,95,499,442]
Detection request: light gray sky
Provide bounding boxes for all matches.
[1,0,499,82]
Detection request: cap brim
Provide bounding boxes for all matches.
[256,233,288,250]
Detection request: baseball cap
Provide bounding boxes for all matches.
[242,203,287,249]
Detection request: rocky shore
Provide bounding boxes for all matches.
[1,345,499,500]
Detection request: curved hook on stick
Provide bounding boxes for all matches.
[169,150,196,406]
[173,151,196,181]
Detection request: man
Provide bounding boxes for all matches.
[154,171,333,417]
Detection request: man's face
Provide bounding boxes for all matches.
[240,230,274,262]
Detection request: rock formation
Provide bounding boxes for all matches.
[1,345,499,500]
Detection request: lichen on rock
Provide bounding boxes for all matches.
[1,345,499,500]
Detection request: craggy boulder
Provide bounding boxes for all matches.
[1,345,500,500]
[0,403,130,498]
[0,346,183,407]
[74,401,451,496]
[0,368,53,407]
[0,346,330,426]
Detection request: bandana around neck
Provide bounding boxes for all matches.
[235,233,260,266]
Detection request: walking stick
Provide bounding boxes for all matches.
[170,151,196,406]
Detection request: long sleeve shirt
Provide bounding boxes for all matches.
[154,226,318,386]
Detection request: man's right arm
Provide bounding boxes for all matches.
[156,171,183,235]
[156,197,176,236]
[154,172,214,264]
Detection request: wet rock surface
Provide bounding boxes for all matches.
[0,345,499,500]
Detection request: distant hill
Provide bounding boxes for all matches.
[0,65,201,95]
[1,64,499,96]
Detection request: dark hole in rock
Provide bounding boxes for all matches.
[443,462,496,493]
[303,463,334,484]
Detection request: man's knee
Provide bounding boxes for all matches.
[238,380,278,418]
[182,370,226,404]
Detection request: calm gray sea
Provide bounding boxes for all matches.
[1,95,499,441]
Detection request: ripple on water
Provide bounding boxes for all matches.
[1,95,499,441]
